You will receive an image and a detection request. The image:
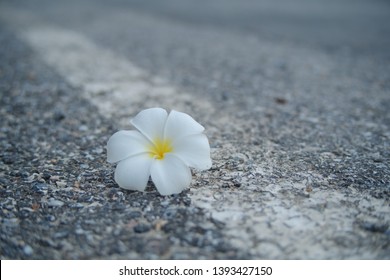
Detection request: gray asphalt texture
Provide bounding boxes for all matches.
[1,0,390,259]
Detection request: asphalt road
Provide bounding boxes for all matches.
[0,0,389,259]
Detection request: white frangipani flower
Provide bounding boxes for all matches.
[107,108,212,195]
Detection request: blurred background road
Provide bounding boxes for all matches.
[1,0,389,259]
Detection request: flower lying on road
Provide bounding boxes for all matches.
[107,108,212,195]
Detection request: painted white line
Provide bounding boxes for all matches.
[21,26,214,119]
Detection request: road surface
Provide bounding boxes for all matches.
[0,0,389,259]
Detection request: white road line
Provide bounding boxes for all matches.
[20,26,215,120]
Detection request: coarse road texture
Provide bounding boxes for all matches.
[0,0,389,259]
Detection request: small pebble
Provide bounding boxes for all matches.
[50,175,60,181]
[134,223,151,233]
[23,245,34,256]
[56,181,67,187]
[47,198,64,207]
[79,125,88,131]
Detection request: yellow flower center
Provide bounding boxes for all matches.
[149,138,173,160]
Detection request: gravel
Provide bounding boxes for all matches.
[1,0,389,259]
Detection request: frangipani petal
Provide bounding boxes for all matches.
[173,134,212,170]
[164,110,204,141]
[114,153,153,191]
[107,130,150,163]
[130,108,168,142]
[150,154,192,195]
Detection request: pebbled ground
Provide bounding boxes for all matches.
[0,0,389,259]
